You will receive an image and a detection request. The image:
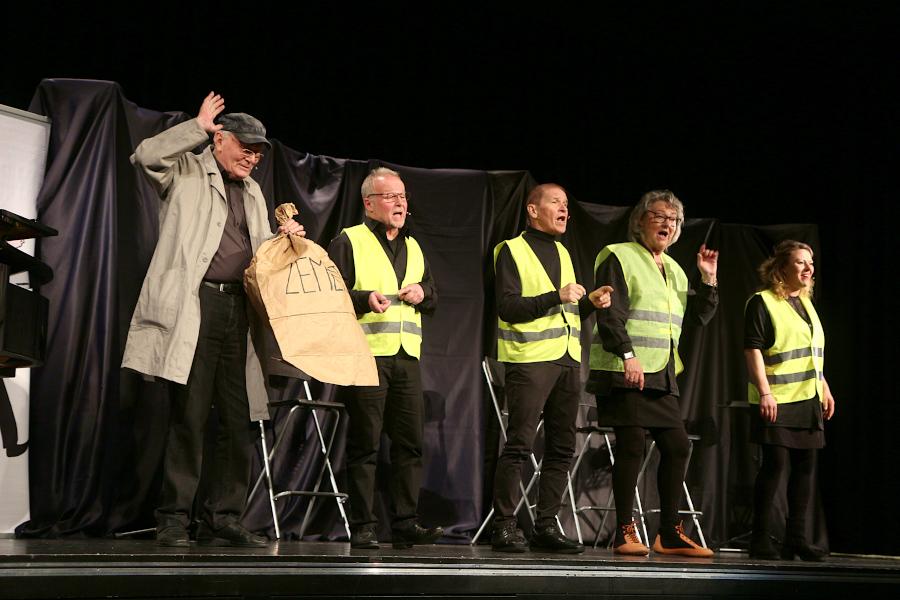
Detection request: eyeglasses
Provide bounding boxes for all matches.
[646,209,682,226]
[366,192,409,201]
[238,147,264,162]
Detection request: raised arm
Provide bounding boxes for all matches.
[131,92,225,197]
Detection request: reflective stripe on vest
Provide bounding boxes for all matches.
[343,224,425,358]
[747,289,825,405]
[589,242,688,374]
[494,233,581,363]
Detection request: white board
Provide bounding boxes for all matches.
[0,102,51,535]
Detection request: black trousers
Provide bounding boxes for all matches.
[156,285,252,530]
[345,354,424,529]
[753,444,817,541]
[492,362,579,528]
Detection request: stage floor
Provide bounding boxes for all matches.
[2,538,898,599]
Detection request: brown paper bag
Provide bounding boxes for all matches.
[244,203,378,386]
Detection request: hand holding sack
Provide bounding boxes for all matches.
[244,203,378,386]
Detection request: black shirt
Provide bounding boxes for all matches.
[744,293,811,350]
[327,216,437,316]
[493,227,593,367]
[588,247,718,396]
[743,292,823,430]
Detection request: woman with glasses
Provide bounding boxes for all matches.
[588,190,718,557]
[744,240,835,561]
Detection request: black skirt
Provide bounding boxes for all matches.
[595,388,683,428]
[750,396,825,449]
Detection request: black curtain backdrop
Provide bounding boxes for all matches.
[18,78,877,553]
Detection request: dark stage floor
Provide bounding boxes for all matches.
[2,538,898,599]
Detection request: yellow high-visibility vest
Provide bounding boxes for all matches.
[748,289,825,405]
[344,224,424,358]
[589,242,688,374]
[494,233,581,363]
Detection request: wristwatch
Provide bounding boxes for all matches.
[622,351,635,360]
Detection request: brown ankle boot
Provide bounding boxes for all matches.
[613,521,650,556]
[652,522,714,558]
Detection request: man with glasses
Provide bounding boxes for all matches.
[587,189,718,557]
[327,167,442,549]
[123,92,303,547]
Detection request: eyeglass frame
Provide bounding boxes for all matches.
[365,192,410,201]
[645,209,682,227]
[221,131,265,161]
[237,146,265,162]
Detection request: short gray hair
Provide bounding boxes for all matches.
[361,167,402,199]
[628,189,685,247]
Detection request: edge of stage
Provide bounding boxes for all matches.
[2,539,899,599]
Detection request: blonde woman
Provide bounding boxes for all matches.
[744,240,835,561]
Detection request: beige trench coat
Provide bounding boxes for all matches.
[121,118,271,421]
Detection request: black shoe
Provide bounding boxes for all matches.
[156,525,190,547]
[351,525,380,549]
[491,521,527,553]
[748,534,780,560]
[392,522,443,549]
[196,522,268,547]
[781,540,826,562]
[530,523,585,554]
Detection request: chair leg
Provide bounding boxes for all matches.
[563,429,596,544]
[565,472,582,543]
[329,412,351,539]
[296,381,351,540]
[471,360,507,545]
[595,432,617,548]
[471,507,495,544]
[513,457,540,524]
[257,419,281,540]
[298,408,327,538]
[680,439,707,548]
[299,408,350,539]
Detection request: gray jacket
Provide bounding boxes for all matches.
[122,118,271,421]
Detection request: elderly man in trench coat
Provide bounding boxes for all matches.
[122,92,302,547]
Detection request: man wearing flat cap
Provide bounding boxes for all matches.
[123,92,303,547]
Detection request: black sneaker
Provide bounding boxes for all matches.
[156,525,190,547]
[491,521,527,553]
[351,524,380,549]
[392,522,443,549]
[196,522,268,547]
